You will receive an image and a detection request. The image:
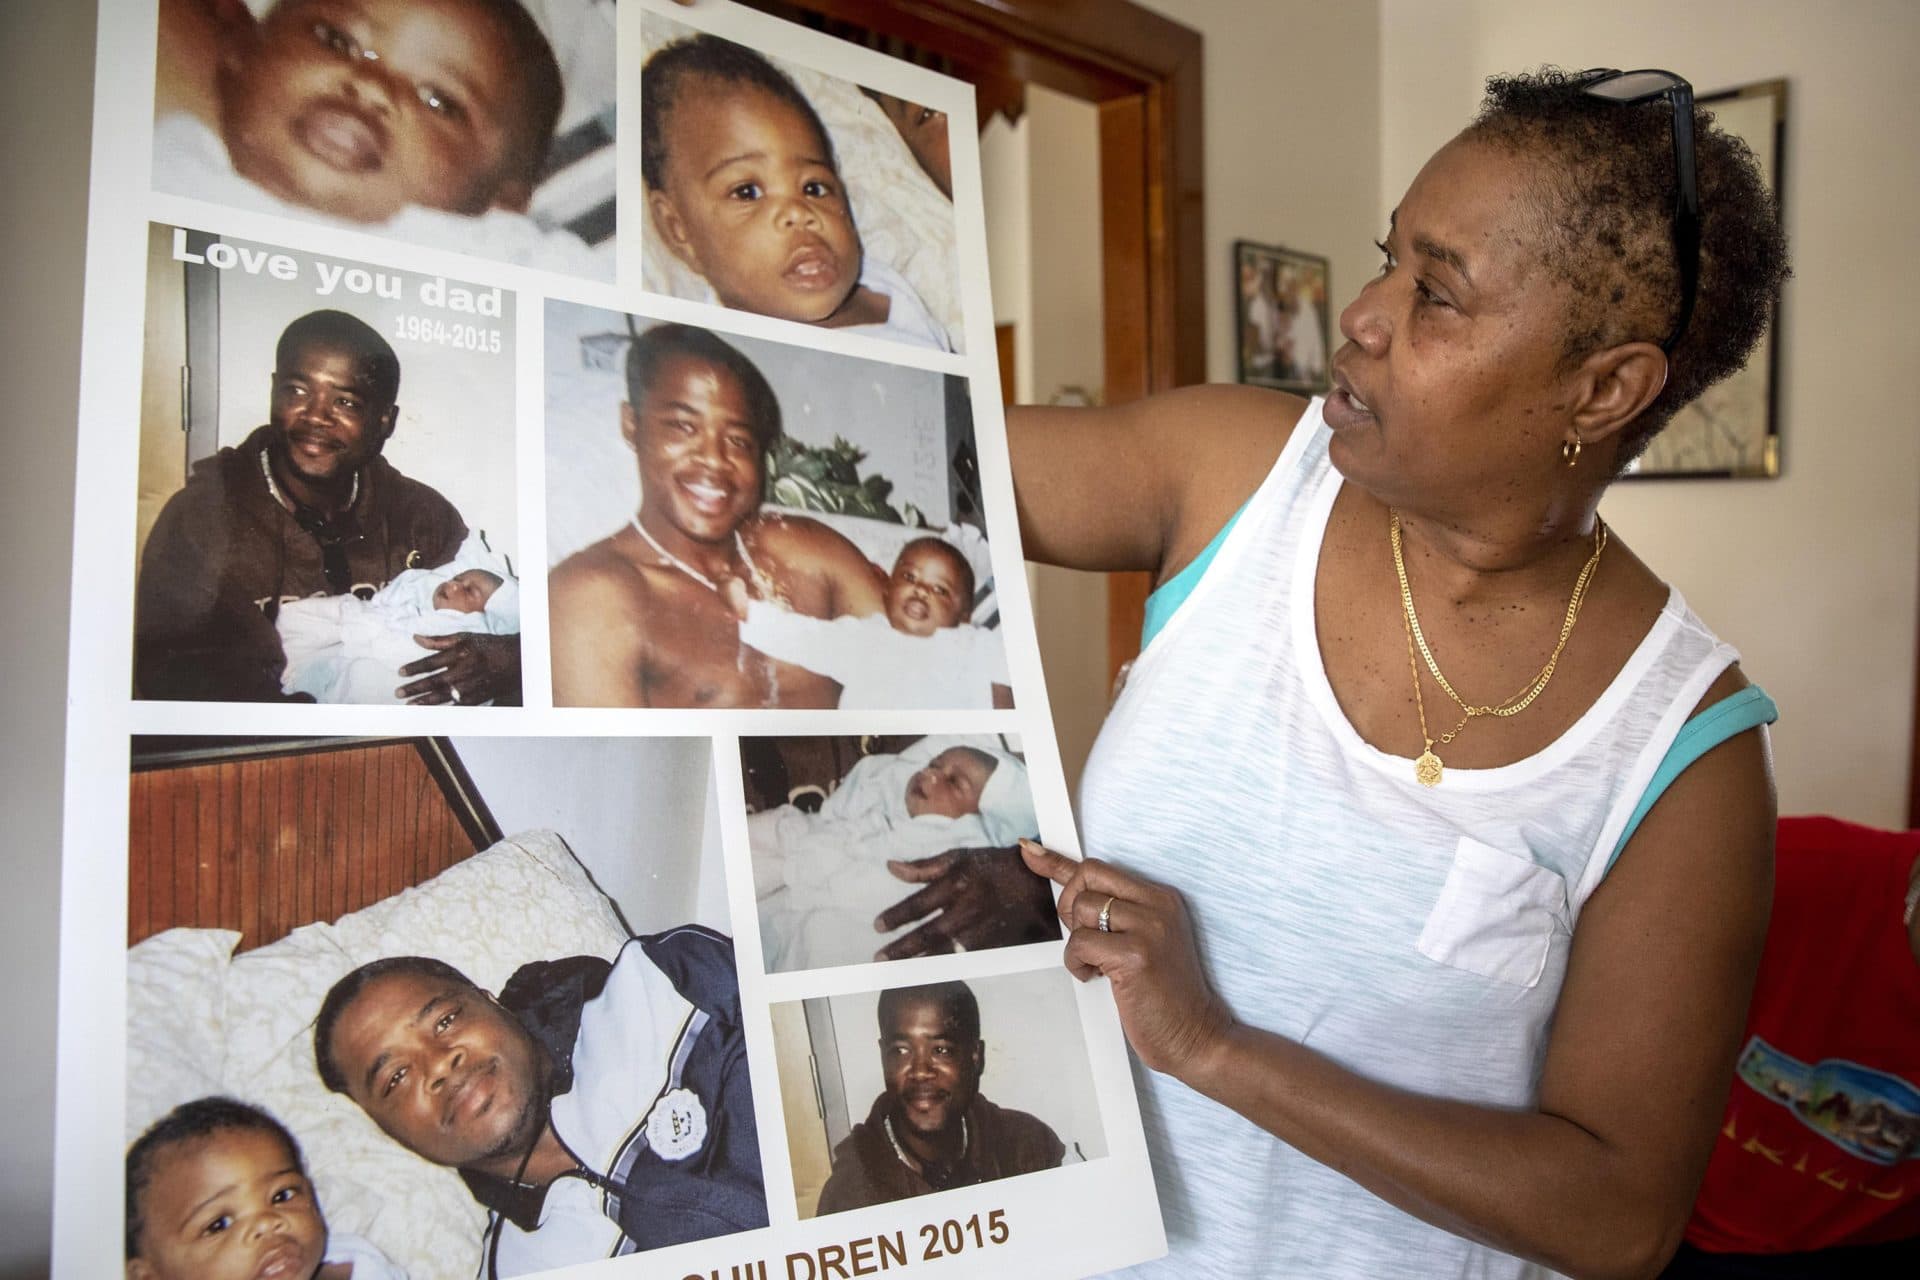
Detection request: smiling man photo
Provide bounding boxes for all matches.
[133,307,520,704]
[814,980,1064,1214]
[314,928,768,1276]
[547,320,887,708]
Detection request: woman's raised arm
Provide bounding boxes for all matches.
[1007,384,1305,581]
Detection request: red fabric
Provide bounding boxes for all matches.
[1684,816,1920,1254]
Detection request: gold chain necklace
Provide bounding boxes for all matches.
[1391,509,1607,786]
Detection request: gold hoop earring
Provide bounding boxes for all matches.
[1562,436,1582,468]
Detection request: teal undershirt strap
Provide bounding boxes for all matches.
[1141,502,1247,649]
[1606,684,1778,872]
[1141,510,1776,876]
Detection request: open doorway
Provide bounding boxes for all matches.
[734,0,1205,790]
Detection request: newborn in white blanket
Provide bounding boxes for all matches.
[277,562,519,704]
[752,736,1037,972]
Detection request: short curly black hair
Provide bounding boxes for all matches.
[625,321,784,454]
[126,1097,305,1260]
[1464,68,1789,468]
[878,979,981,1044]
[641,33,837,193]
[278,308,401,405]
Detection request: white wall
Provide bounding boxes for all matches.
[448,736,721,934]
[1146,0,1385,386]
[1024,87,1106,410]
[980,113,1033,398]
[1015,86,1114,798]
[1004,1,1385,796]
[1380,0,1920,825]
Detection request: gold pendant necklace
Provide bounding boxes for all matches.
[1391,509,1606,786]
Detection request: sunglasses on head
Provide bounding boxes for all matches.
[1574,68,1699,354]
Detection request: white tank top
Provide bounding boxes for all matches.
[1081,400,1737,1279]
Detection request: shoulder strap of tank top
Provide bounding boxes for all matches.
[1605,685,1779,873]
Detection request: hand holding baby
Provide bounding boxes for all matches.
[874,846,1061,960]
[399,631,521,706]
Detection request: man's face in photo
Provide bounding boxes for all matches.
[269,338,397,491]
[325,970,545,1170]
[880,992,983,1142]
[624,352,766,547]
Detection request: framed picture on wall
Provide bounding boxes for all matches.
[1631,77,1788,479]
[1235,240,1331,394]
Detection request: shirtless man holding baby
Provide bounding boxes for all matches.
[549,322,886,708]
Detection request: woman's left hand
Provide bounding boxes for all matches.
[399,632,523,706]
[1019,838,1235,1079]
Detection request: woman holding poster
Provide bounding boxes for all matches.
[1011,70,1790,1278]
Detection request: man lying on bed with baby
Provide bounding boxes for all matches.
[549,321,1012,710]
[127,927,766,1280]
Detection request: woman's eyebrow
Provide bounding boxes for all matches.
[1412,235,1473,287]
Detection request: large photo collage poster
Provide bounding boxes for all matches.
[56,2,1167,1278]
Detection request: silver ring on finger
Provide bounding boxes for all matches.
[449,683,463,705]
[1097,895,1116,933]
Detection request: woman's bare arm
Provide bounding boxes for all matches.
[1025,667,1774,1280]
[1008,385,1305,580]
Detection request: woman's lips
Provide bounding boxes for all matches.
[1323,374,1375,430]
[293,101,387,173]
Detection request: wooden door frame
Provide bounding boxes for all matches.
[737,0,1205,679]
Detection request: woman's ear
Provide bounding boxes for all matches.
[1567,341,1669,448]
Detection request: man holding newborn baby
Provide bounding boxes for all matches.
[134,308,520,704]
[549,320,1006,709]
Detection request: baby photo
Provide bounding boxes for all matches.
[771,971,1106,1219]
[742,734,1058,973]
[640,13,963,352]
[133,224,522,706]
[125,734,764,1280]
[153,0,616,278]
[545,302,1008,709]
